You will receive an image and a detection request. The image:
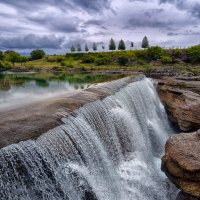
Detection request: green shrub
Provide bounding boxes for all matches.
[147,46,164,60]
[82,55,95,64]
[95,58,110,65]
[188,45,200,64]
[161,56,173,64]
[60,58,74,68]
[173,48,182,58]
[0,61,12,70]
[117,56,129,66]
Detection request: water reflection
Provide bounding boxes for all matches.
[0,72,125,110]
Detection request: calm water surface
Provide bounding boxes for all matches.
[0,72,125,110]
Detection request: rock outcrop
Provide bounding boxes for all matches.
[162,130,200,198]
[157,78,200,132]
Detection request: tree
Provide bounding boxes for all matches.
[102,44,105,51]
[109,38,116,50]
[20,56,28,65]
[118,39,126,50]
[142,36,149,48]
[30,50,45,60]
[93,42,97,51]
[70,45,76,52]
[5,52,21,66]
[0,51,3,60]
[77,43,82,52]
[131,42,134,48]
[85,44,89,52]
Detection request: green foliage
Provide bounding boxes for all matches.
[0,51,3,61]
[188,45,200,64]
[118,39,126,50]
[109,38,116,50]
[117,56,129,66]
[95,58,110,65]
[5,52,21,65]
[85,44,89,52]
[93,42,97,51]
[147,46,164,60]
[0,61,12,70]
[77,43,82,52]
[142,36,149,48]
[173,48,182,58]
[70,45,76,52]
[30,50,45,60]
[60,58,74,68]
[161,56,173,64]
[82,55,95,63]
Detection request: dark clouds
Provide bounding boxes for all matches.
[0,0,200,52]
[0,34,64,49]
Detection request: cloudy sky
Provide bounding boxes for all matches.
[0,0,200,54]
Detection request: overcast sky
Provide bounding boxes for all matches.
[0,0,200,54]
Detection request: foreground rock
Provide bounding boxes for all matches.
[157,78,200,132]
[0,75,142,149]
[162,130,200,198]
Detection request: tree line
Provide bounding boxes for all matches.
[0,49,45,66]
[70,36,149,52]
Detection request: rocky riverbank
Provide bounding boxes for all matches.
[158,77,200,199]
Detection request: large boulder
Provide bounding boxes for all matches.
[157,78,200,132]
[162,130,200,198]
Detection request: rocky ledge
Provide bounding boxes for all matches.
[157,77,200,132]
[162,130,200,198]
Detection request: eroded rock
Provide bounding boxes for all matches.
[162,130,200,198]
[157,78,200,132]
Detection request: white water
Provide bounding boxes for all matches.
[0,77,177,200]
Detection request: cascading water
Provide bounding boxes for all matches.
[0,77,177,200]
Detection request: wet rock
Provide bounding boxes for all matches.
[162,130,200,198]
[157,78,200,132]
[176,191,200,200]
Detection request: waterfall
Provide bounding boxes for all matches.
[0,77,177,200]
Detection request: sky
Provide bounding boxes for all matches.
[0,0,200,54]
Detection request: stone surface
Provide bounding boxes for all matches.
[176,192,200,200]
[0,75,143,149]
[162,130,200,198]
[157,78,200,132]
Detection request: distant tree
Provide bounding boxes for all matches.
[109,38,116,50]
[30,50,45,60]
[142,36,149,48]
[4,50,15,55]
[102,44,105,51]
[118,39,126,50]
[93,42,97,51]
[77,43,82,52]
[20,56,28,65]
[70,45,76,52]
[0,51,3,60]
[5,52,21,66]
[131,42,134,48]
[85,44,89,52]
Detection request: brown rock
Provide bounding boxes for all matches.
[157,78,200,132]
[176,192,200,200]
[162,130,200,197]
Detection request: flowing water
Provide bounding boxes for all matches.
[0,77,177,200]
